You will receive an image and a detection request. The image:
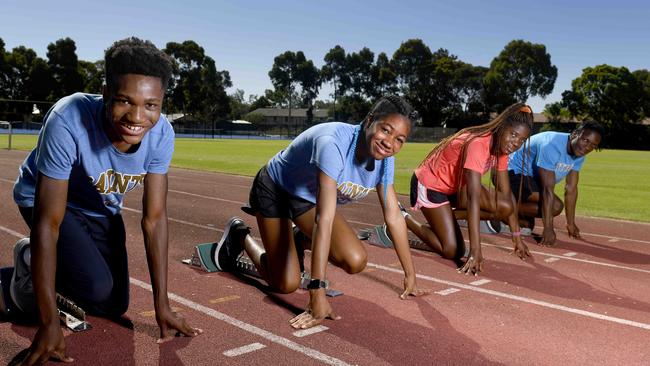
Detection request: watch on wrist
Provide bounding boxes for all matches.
[306,279,329,290]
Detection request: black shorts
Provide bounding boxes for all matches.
[508,171,540,202]
[409,173,457,208]
[248,165,315,219]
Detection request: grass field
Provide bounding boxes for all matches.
[2,134,649,222]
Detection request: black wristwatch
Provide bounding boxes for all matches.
[306,279,329,290]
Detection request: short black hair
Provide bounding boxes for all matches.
[104,37,172,91]
[573,121,605,140]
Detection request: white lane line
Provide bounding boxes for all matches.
[368,262,650,331]
[223,343,266,357]
[122,207,225,233]
[1,178,649,245]
[435,288,461,296]
[545,258,561,263]
[482,243,650,275]
[469,279,492,286]
[0,225,352,366]
[168,189,245,205]
[0,224,26,239]
[293,325,329,338]
[564,252,578,257]
[130,278,351,366]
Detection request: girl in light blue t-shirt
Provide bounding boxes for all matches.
[215,95,427,330]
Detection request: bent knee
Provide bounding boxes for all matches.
[342,251,367,274]
[553,200,564,216]
[269,276,300,294]
[496,199,514,219]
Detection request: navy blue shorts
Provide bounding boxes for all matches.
[19,206,129,317]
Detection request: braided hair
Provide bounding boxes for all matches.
[419,102,534,217]
[348,95,418,204]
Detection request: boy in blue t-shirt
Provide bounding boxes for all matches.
[5,38,201,364]
[508,122,604,246]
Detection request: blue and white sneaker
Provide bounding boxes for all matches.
[214,217,250,271]
[367,224,394,248]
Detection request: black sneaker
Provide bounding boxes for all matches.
[214,217,250,271]
[486,219,502,234]
[10,238,36,314]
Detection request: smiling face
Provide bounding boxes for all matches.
[103,74,164,153]
[362,113,411,160]
[498,122,531,156]
[569,129,601,157]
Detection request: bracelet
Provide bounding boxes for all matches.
[511,231,521,237]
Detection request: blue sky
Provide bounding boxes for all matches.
[1,0,648,113]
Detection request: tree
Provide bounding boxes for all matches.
[0,38,9,99]
[484,39,557,111]
[268,50,321,132]
[391,39,436,126]
[346,47,375,99]
[540,101,573,132]
[2,46,56,120]
[633,69,650,118]
[164,40,231,120]
[562,64,644,128]
[369,52,398,99]
[80,60,104,94]
[228,89,249,120]
[46,37,84,99]
[321,45,349,120]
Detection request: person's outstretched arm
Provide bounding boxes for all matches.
[564,171,581,239]
[290,170,340,329]
[378,184,427,298]
[141,173,201,343]
[17,174,73,366]
[460,169,484,275]
[537,168,558,246]
[495,170,530,259]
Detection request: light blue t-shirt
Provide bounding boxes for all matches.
[13,93,175,217]
[508,131,585,183]
[266,122,394,204]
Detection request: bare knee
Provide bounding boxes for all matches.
[496,198,514,219]
[341,251,367,274]
[268,275,300,294]
[553,200,564,216]
[440,244,459,260]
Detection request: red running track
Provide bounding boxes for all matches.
[1,149,650,365]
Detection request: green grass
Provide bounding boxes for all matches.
[3,134,649,222]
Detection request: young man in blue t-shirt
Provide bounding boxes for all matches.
[508,122,604,246]
[6,38,201,364]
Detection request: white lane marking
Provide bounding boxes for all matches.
[564,252,578,257]
[0,225,352,366]
[122,207,224,233]
[609,238,619,243]
[0,224,26,238]
[1,178,649,245]
[368,262,650,331]
[168,189,245,205]
[545,258,561,263]
[293,325,329,338]
[482,243,650,275]
[223,343,266,357]
[435,288,461,296]
[470,279,492,286]
[130,278,352,366]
